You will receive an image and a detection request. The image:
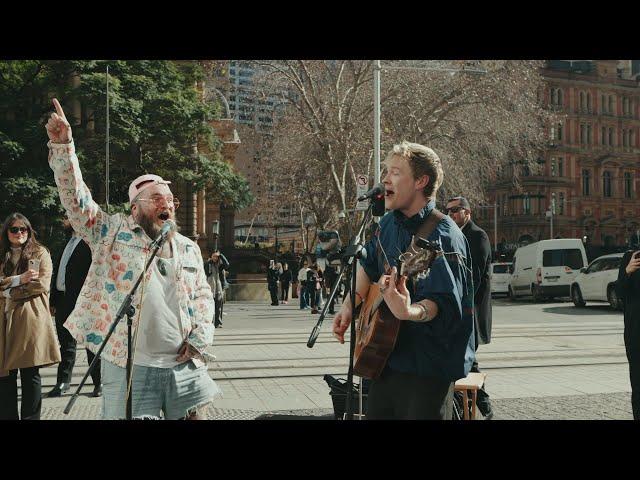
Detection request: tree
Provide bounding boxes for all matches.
[248,60,552,238]
[0,60,253,252]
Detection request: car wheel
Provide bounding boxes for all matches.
[571,285,586,308]
[607,285,622,311]
[532,284,544,302]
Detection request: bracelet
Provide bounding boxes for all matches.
[413,302,431,322]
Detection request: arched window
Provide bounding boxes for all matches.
[603,171,612,197]
[582,169,591,196]
[625,172,633,199]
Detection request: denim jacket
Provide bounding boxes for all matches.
[360,200,475,381]
[48,141,215,369]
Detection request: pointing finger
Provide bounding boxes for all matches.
[52,98,67,120]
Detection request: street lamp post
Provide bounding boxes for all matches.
[211,220,220,251]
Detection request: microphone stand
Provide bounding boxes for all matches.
[307,201,374,420]
[64,232,170,419]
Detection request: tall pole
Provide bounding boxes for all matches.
[550,192,555,239]
[494,203,498,253]
[105,65,110,213]
[373,60,381,186]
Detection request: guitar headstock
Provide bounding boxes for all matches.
[400,237,443,280]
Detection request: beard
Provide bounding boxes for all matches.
[136,210,178,242]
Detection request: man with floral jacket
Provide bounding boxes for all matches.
[45,99,220,419]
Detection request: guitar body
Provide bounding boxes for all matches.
[354,283,402,379]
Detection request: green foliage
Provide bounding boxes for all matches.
[0,60,253,233]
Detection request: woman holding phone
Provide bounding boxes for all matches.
[0,213,60,420]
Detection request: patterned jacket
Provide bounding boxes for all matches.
[48,141,215,369]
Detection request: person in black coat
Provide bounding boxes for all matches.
[446,196,493,418]
[279,262,292,304]
[617,247,640,419]
[267,260,280,306]
[48,217,102,397]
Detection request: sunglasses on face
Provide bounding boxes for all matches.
[8,227,29,234]
[446,207,465,214]
[137,195,180,209]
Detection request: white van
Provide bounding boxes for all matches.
[490,262,512,296]
[508,239,588,301]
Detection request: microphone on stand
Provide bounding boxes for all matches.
[357,184,384,202]
[151,219,175,248]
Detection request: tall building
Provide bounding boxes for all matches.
[484,60,640,257]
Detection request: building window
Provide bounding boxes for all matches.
[580,91,585,111]
[550,159,556,176]
[502,194,507,216]
[609,127,615,146]
[603,171,613,198]
[601,126,607,145]
[558,158,564,177]
[601,94,607,113]
[587,92,592,112]
[625,172,633,199]
[559,192,565,215]
[609,95,614,114]
[523,196,531,215]
[587,124,592,144]
[582,169,591,196]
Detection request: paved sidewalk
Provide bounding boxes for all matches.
[31,299,635,420]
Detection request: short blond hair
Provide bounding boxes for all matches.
[386,141,443,199]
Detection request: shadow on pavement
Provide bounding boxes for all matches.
[542,305,621,315]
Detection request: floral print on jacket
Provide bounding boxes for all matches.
[48,141,215,369]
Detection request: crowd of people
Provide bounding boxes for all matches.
[1,98,639,421]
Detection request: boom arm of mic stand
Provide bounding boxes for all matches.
[64,237,166,416]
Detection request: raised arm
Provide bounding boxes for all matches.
[46,98,111,245]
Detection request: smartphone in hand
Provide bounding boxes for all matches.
[28,258,41,272]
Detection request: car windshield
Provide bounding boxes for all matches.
[542,249,584,270]
[492,264,511,274]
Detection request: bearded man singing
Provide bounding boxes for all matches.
[45,99,220,420]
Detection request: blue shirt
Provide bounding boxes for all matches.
[359,200,476,381]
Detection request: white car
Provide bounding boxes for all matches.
[570,253,624,310]
[490,262,512,296]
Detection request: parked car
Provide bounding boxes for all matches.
[570,253,624,310]
[490,262,512,296]
[509,239,588,301]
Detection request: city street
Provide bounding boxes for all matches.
[38,295,633,420]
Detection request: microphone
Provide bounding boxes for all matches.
[357,183,384,202]
[151,219,175,248]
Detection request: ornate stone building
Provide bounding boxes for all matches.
[484,60,640,255]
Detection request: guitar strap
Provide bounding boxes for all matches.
[376,207,446,274]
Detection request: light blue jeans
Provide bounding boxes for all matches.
[101,360,222,420]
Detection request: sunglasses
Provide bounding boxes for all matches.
[137,195,180,209]
[446,207,465,214]
[8,226,29,234]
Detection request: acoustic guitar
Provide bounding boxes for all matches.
[353,237,443,379]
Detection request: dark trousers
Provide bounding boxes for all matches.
[0,367,42,420]
[280,282,290,301]
[269,286,279,305]
[471,359,492,415]
[55,320,101,386]
[307,286,319,309]
[627,351,640,420]
[214,296,224,327]
[367,369,454,420]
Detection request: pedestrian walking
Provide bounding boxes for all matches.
[205,250,230,328]
[297,260,310,310]
[267,260,280,306]
[280,262,292,304]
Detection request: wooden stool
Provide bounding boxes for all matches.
[454,372,487,420]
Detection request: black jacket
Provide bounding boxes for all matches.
[204,253,230,287]
[462,220,492,346]
[49,237,92,325]
[617,250,640,356]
